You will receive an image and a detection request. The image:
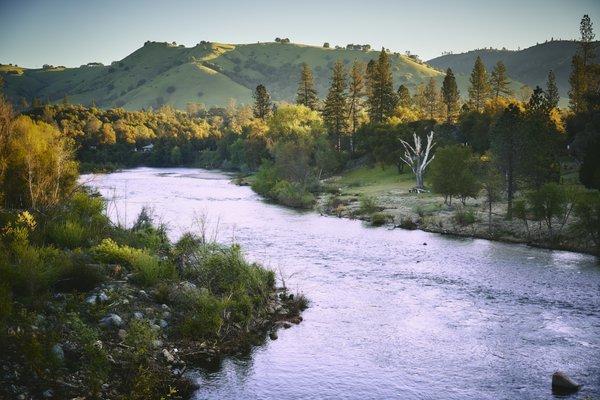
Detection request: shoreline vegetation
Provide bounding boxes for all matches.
[0,96,307,400]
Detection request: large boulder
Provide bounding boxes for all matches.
[552,371,580,394]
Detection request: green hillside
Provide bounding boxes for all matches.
[427,40,600,99]
[1,41,453,110]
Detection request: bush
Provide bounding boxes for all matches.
[47,220,87,248]
[370,212,390,226]
[358,195,378,214]
[180,292,224,339]
[251,160,279,196]
[453,208,476,226]
[271,180,315,209]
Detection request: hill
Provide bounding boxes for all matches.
[1,41,471,110]
[427,40,600,100]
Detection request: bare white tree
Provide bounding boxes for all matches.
[400,131,436,191]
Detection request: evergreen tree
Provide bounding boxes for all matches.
[545,70,560,109]
[441,68,460,123]
[253,84,272,120]
[397,84,411,108]
[569,54,587,112]
[423,78,439,120]
[490,61,512,99]
[580,14,596,68]
[468,56,490,111]
[348,61,365,137]
[367,48,397,123]
[296,63,318,110]
[323,60,349,149]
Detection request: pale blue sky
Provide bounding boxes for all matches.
[0,0,599,68]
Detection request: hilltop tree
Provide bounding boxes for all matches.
[441,68,460,123]
[490,61,512,99]
[468,56,491,111]
[397,84,411,107]
[296,63,318,110]
[253,84,272,120]
[545,70,560,109]
[323,60,349,150]
[580,15,596,68]
[347,61,365,138]
[423,78,439,120]
[367,48,397,123]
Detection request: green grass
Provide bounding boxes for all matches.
[335,166,415,196]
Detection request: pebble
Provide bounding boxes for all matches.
[159,319,168,328]
[162,349,175,363]
[51,344,64,362]
[133,311,144,320]
[42,389,53,398]
[117,329,127,340]
[100,314,123,328]
[161,304,170,310]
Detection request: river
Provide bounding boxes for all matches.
[82,167,600,400]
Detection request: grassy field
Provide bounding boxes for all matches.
[1,41,525,110]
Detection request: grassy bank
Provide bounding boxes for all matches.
[0,190,307,400]
[315,166,598,255]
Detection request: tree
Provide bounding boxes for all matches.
[545,70,560,109]
[526,183,567,240]
[429,144,479,205]
[468,56,490,111]
[367,48,397,123]
[490,104,522,218]
[569,55,587,113]
[323,60,348,150]
[573,190,600,251]
[347,61,365,139]
[397,85,411,108]
[399,131,435,191]
[441,68,460,123]
[579,15,596,68]
[480,161,504,232]
[253,84,272,120]
[296,63,318,110]
[490,61,512,99]
[423,78,439,120]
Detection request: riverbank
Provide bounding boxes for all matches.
[0,191,306,400]
[316,166,598,256]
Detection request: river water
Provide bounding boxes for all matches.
[82,167,600,400]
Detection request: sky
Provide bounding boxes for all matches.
[0,0,599,68]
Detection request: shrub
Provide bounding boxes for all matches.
[370,212,389,226]
[47,220,87,248]
[124,319,157,362]
[453,208,476,226]
[270,180,315,209]
[358,195,378,214]
[398,217,418,230]
[251,160,279,196]
[180,292,224,339]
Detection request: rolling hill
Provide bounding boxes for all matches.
[1,41,475,110]
[428,40,600,100]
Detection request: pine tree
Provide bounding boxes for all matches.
[569,54,587,112]
[441,68,460,123]
[468,56,490,111]
[253,84,272,119]
[490,61,512,99]
[296,63,318,110]
[580,14,596,68]
[347,61,365,136]
[423,78,439,120]
[367,48,397,123]
[545,70,560,109]
[397,84,411,107]
[323,60,349,149]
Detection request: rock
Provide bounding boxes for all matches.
[289,316,303,324]
[85,295,97,305]
[276,321,293,329]
[269,331,278,340]
[93,340,103,350]
[159,319,168,328]
[17,394,25,400]
[51,344,64,362]
[101,383,109,391]
[162,311,171,319]
[133,311,144,320]
[161,304,170,310]
[42,389,53,398]
[150,324,161,331]
[422,242,427,246]
[99,314,123,328]
[162,349,175,363]
[552,371,580,393]
[117,329,127,340]
[98,292,109,302]
[139,290,149,299]
[182,372,201,390]
[152,340,163,348]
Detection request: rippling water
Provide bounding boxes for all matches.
[82,168,600,400]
